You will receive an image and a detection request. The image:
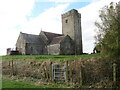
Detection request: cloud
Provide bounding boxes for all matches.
[0,0,36,55]
[20,3,69,34]
[78,0,119,53]
[0,0,35,27]
[36,0,100,3]
[0,1,69,55]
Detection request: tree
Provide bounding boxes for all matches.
[95,2,120,58]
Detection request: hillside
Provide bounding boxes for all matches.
[1,53,100,61]
[2,54,120,88]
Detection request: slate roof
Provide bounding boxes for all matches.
[20,31,66,45]
[50,36,65,44]
[42,31,63,42]
[21,32,44,44]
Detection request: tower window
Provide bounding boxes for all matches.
[65,19,68,23]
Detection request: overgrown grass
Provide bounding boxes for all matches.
[1,53,100,61]
[2,78,69,88]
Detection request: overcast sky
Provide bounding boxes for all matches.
[0,0,119,55]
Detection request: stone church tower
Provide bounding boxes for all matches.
[15,9,83,55]
[62,9,83,54]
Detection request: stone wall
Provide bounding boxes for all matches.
[39,31,49,45]
[60,35,75,55]
[16,33,26,55]
[62,10,75,40]
[25,43,45,55]
[61,9,83,54]
[73,10,83,54]
[47,44,60,55]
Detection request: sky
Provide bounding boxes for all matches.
[0,0,119,55]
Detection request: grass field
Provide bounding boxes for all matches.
[2,78,69,88]
[2,78,43,88]
[2,53,101,88]
[1,53,100,61]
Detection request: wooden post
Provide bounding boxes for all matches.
[11,60,14,76]
[46,66,49,81]
[9,61,10,66]
[50,61,53,82]
[80,65,82,87]
[14,60,17,75]
[70,66,72,83]
[51,63,55,83]
[66,61,68,83]
[113,63,116,86]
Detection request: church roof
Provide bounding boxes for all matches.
[19,31,65,45]
[41,31,63,42]
[21,32,43,44]
[50,36,65,44]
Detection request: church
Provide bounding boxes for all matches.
[16,9,83,55]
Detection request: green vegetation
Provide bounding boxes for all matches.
[1,53,100,61]
[2,78,42,88]
[2,78,69,88]
[95,2,120,58]
[2,54,120,88]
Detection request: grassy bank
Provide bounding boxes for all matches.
[2,54,120,88]
[1,53,100,61]
[2,77,69,88]
[2,78,42,88]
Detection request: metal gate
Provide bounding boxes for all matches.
[52,63,66,82]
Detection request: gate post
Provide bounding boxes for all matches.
[65,61,68,83]
[50,61,53,82]
[113,63,116,87]
[80,64,82,87]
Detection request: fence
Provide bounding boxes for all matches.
[2,58,120,87]
[52,63,66,82]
